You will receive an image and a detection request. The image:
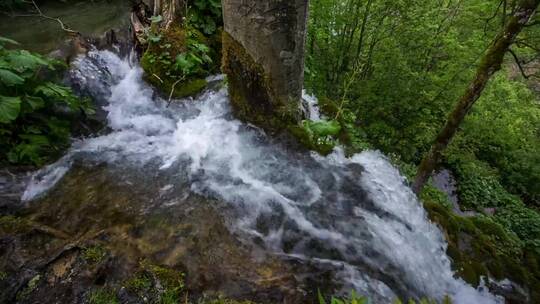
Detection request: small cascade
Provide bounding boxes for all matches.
[23,50,501,303]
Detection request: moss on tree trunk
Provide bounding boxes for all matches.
[413,0,540,193]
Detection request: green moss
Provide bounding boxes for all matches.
[222,31,298,133]
[82,244,107,264]
[125,262,184,303]
[0,271,7,281]
[424,199,540,301]
[0,215,31,235]
[88,288,119,304]
[200,299,254,304]
[147,264,184,291]
[126,272,152,293]
[16,274,41,300]
[287,124,335,155]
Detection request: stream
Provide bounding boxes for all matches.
[18,49,504,303]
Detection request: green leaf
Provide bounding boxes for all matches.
[175,53,195,75]
[6,50,50,72]
[0,36,20,46]
[303,120,341,137]
[0,95,21,123]
[0,68,24,86]
[34,82,72,99]
[23,95,45,111]
[148,34,162,43]
[318,290,327,304]
[149,15,163,23]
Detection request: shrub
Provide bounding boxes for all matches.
[0,37,94,166]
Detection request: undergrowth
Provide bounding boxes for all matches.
[0,36,94,166]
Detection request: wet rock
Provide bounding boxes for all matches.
[0,163,301,303]
[0,168,32,214]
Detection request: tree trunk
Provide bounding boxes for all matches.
[412,0,539,194]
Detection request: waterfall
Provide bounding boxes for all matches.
[23,50,501,303]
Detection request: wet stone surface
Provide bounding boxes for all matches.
[0,163,303,303]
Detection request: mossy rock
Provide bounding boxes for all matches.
[423,200,540,301]
[287,125,335,155]
[140,25,210,99]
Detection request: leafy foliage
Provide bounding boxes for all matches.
[0,37,94,166]
[188,0,222,35]
[174,28,213,76]
[306,0,540,293]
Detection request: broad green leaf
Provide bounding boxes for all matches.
[0,68,24,86]
[303,120,341,137]
[34,82,72,99]
[6,50,49,72]
[0,95,21,123]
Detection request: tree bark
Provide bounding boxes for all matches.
[412,0,539,194]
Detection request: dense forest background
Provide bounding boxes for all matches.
[304,0,540,296]
[305,0,540,254]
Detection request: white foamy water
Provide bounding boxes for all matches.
[23,50,501,303]
[302,89,323,121]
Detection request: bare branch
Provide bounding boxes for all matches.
[509,48,531,79]
[483,0,504,36]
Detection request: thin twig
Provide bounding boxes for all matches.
[509,48,531,79]
[152,73,164,83]
[335,63,361,120]
[167,77,185,107]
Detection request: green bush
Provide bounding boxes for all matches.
[0,37,94,166]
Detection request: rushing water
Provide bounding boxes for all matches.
[22,50,501,303]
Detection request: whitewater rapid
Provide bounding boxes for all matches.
[23,50,501,303]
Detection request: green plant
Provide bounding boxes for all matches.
[82,245,107,264]
[0,37,94,166]
[317,290,450,304]
[126,272,153,293]
[188,0,222,35]
[174,28,213,77]
[318,290,369,304]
